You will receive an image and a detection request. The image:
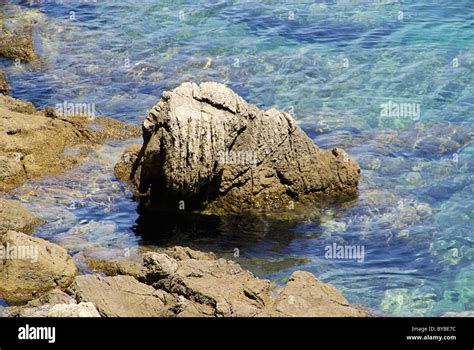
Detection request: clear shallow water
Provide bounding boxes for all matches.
[1,1,473,316]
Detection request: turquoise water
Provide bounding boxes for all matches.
[1,1,473,316]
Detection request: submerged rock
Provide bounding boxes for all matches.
[394,123,473,158]
[0,231,77,304]
[117,82,359,214]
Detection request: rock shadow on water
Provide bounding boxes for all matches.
[133,206,304,255]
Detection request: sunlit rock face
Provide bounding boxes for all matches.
[118,82,360,214]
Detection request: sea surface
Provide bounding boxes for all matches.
[1,0,473,316]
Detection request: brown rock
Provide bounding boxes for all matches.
[113,144,141,182]
[119,82,359,214]
[0,95,140,190]
[0,231,77,303]
[0,28,36,62]
[0,70,9,95]
[0,199,44,235]
[161,246,218,261]
[66,247,368,318]
[87,258,145,279]
[0,12,36,62]
[7,289,100,317]
[0,94,35,114]
[68,275,175,317]
[266,271,368,317]
[145,251,272,317]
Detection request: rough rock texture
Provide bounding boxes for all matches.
[145,252,272,316]
[0,199,44,235]
[0,231,77,303]
[0,10,36,62]
[265,271,367,317]
[87,258,145,279]
[0,70,9,95]
[68,275,176,317]
[161,245,218,261]
[0,94,35,114]
[41,302,101,317]
[117,82,359,213]
[8,289,100,317]
[0,27,36,62]
[0,95,140,190]
[8,289,73,316]
[75,246,366,317]
[114,144,141,182]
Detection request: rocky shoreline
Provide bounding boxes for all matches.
[7,246,367,317]
[1,196,368,317]
[0,5,370,317]
[0,85,367,317]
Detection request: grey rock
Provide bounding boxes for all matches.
[147,252,272,317]
[63,246,368,318]
[68,275,176,317]
[0,231,77,303]
[264,271,368,317]
[120,82,360,214]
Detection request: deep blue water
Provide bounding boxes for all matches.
[1,1,473,316]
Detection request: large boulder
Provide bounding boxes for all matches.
[0,231,77,303]
[0,199,44,235]
[117,82,359,213]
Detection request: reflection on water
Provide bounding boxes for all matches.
[1,1,473,316]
